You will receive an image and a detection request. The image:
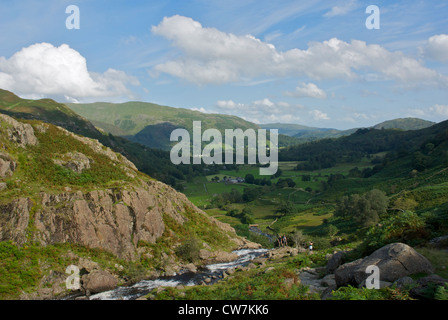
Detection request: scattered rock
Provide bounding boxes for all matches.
[268,247,298,260]
[209,250,239,263]
[53,152,92,173]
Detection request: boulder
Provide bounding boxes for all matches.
[183,263,197,273]
[210,250,238,263]
[82,270,118,294]
[326,250,350,274]
[335,243,434,287]
[410,274,448,299]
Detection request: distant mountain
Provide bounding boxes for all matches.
[260,123,334,136]
[68,101,259,150]
[372,118,435,130]
[262,117,436,144]
[279,119,447,174]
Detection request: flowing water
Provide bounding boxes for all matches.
[88,248,268,300]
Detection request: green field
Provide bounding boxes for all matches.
[180,161,374,239]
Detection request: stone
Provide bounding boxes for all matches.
[183,263,197,273]
[320,274,336,287]
[82,270,118,294]
[210,251,239,263]
[410,274,448,299]
[0,152,16,178]
[326,250,350,274]
[393,276,416,289]
[0,114,38,147]
[53,152,92,173]
[335,243,434,287]
[283,278,296,290]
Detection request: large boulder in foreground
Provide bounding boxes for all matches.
[335,243,434,287]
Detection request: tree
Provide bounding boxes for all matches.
[324,224,339,239]
[334,189,389,227]
[302,174,311,181]
[276,200,295,216]
[245,173,255,184]
[289,230,308,249]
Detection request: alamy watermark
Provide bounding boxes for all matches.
[365,265,380,289]
[65,264,80,290]
[66,5,80,30]
[170,121,278,175]
[366,5,380,30]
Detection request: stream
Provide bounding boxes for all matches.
[87,248,268,300]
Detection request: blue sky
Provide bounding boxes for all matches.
[0,0,447,129]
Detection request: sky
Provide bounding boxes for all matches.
[0,0,447,129]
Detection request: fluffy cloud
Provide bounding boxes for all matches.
[151,15,447,88]
[424,34,448,62]
[285,82,327,99]
[429,104,448,118]
[0,42,139,101]
[309,109,330,121]
[210,98,303,124]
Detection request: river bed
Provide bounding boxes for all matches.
[87,248,268,300]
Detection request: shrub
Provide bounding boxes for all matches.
[361,211,428,255]
[175,237,201,263]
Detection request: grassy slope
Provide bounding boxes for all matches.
[0,89,191,186]
[0,115,238,299]
[68,101,259,136]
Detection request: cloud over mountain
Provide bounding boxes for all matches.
[0,43,139,101]
[151,15,448,89]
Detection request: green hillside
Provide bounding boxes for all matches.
[262,118,436,145]
[372,118,436,130]
[0,89,197,188]
[68,101,259,150]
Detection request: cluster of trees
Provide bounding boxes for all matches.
[227,207,255,225]
[279,124,446,171]
[244,173,272,186]
[334,189,389,227]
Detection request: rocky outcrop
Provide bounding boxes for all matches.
[0,180,243,261]
[0,113,247,263]
[0,152,16,178]
[53,152,92,173]
[334,243,434,287]
[0,114,38,147]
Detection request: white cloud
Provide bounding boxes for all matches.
[216,100,245,110]
[0,42,139,101]
[309,109,330,121]
[151,15,448,89]
[429,104,448,118]
[285,82,327,99]
[323,0,358,17]
[408,104,448,121]
[424,34,448,62]
[210,98,303,124]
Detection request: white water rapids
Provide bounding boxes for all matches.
[88,248,268,300]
